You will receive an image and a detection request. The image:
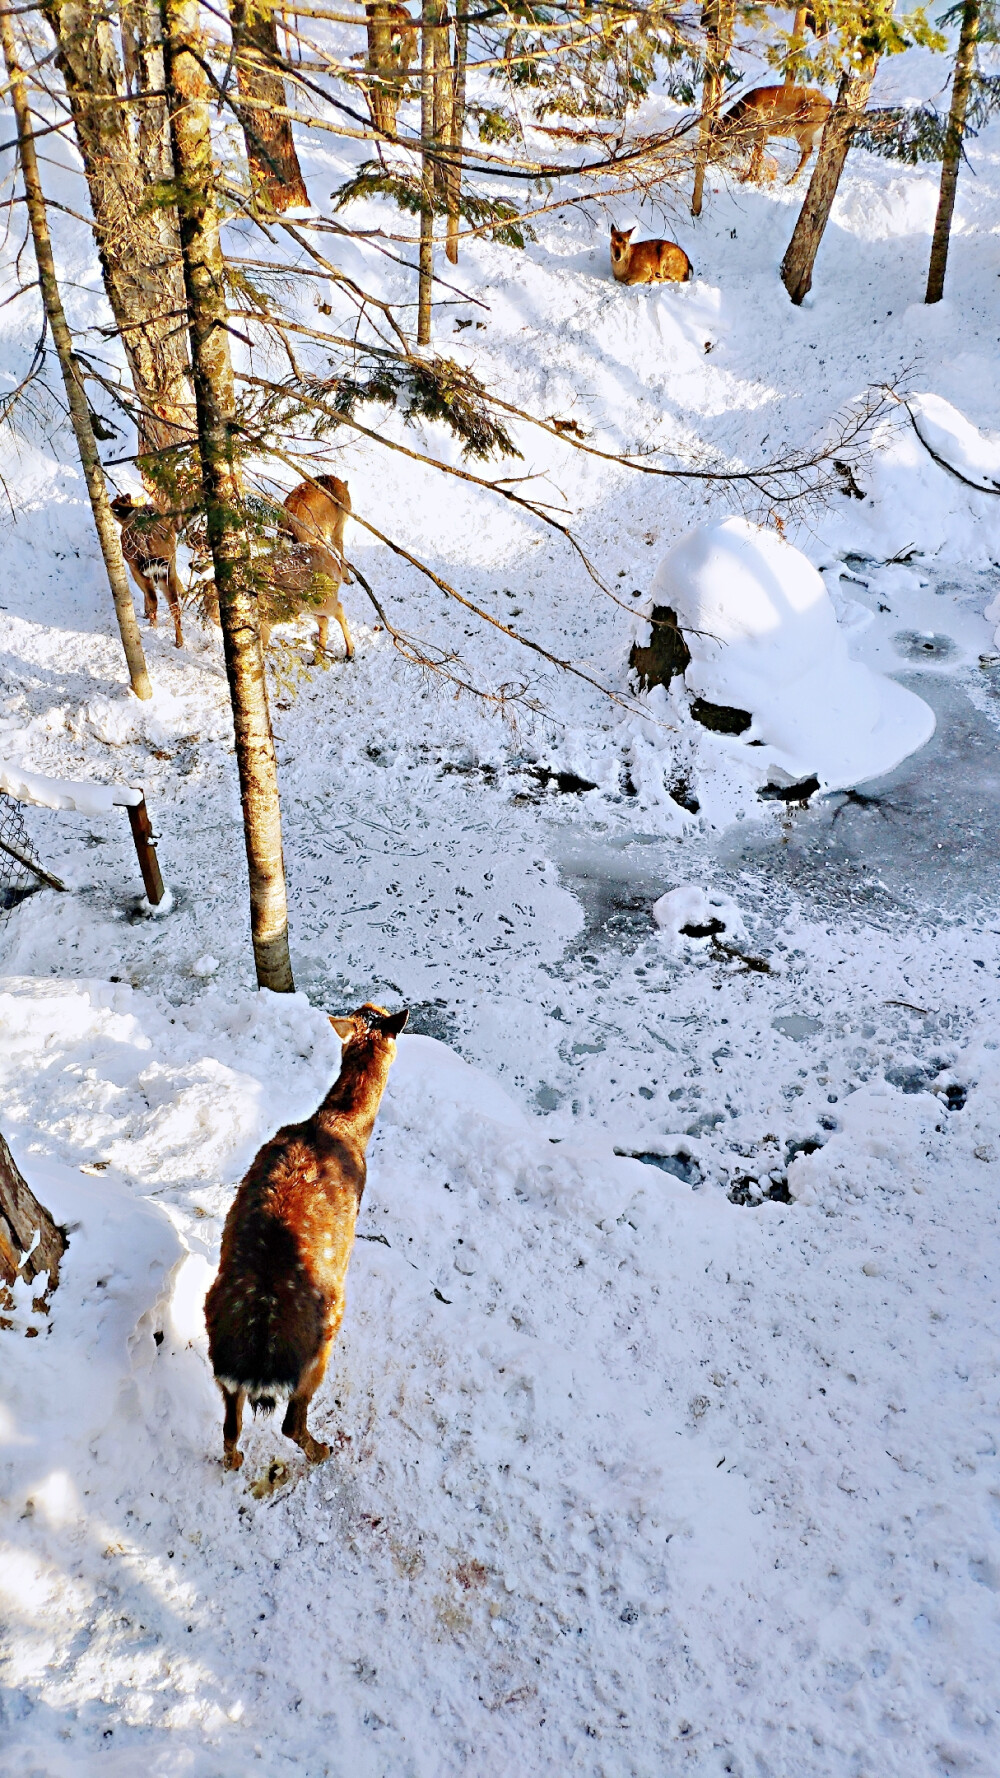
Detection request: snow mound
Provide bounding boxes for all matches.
[906,392,1000,495]
[652,516,935,791]
[653,884,746,944]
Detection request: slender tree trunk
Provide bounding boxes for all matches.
[229,0,309,211]
[784,2,809,82]
[41,0,193,492]
[780,62,876,305]
[162,0,294,992]
[365,1,396,135]
[445,8,467,263]
[1,3,152,699]
[925,0,979,303]
[0,1128,68,1327]
[691,0,733,217]
[418,0,441,343]
[432,3,451,204]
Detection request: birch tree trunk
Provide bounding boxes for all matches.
[1,1,152,699]
[41,0,193,487]
[925,0,979,304]
[162,0,295,992]
[780,62,876,305]
[229,0,309,211]
[445,8,467,264]
[417,0,441,343]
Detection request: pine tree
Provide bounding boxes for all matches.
[39,0,193,488]
[229,0,310,211]
[779,0,944,303]
[926,0,982,300]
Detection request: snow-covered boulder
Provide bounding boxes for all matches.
[650,515,935,791]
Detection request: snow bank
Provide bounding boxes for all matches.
[817,393,1000,572]
[0,759,141,814]
[652,516,935,790]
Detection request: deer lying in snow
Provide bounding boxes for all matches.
[110,493,184,648]
[205,1003,408,1471]
[610,226,692,286]
[714,85,832,185]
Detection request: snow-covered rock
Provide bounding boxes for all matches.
[652,883,745,945]
[651,515,935,790]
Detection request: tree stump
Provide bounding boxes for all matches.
[0,1130,68,1332]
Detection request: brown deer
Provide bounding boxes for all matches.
[714,85,832,185]
[110,493,184,648]
[205,1003,408,1472]
[610,226,692,286]
[273,474,354,659]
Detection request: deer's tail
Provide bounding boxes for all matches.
[206,1217,326,1413]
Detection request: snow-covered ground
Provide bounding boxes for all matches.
[2,45,1000,1777]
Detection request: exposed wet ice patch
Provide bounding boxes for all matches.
[615,1147,701,1184]
[772,1013,822,1041]
[893,630,959,663]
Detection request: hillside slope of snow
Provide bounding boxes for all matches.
[2,54,1000,1778]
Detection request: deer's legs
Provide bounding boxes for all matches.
[338,608,354,660]
[222,1386,245,1471]
[745,133,766,183]
[281,1326,338,1463]
[315,608,354,660]
[166,561,184,648]
[787,139,812,183]
[135,570,158,627]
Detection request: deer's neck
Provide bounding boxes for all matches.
[315,1044,393,1152]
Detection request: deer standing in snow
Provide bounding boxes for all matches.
[110,493,184,648]
[205,1003,408,1472]
[266,474,354,658]
[198,474,354,658]
[714,85,832,185]
[610,226,692,285]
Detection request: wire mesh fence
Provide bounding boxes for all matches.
[0,792,43,919]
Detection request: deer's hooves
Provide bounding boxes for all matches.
[300,1436,331,1465]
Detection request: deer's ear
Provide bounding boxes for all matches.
[329,1015,355,1040]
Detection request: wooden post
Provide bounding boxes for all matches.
[125,793,166,906]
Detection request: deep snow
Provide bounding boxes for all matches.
[2,36,1000,1778]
